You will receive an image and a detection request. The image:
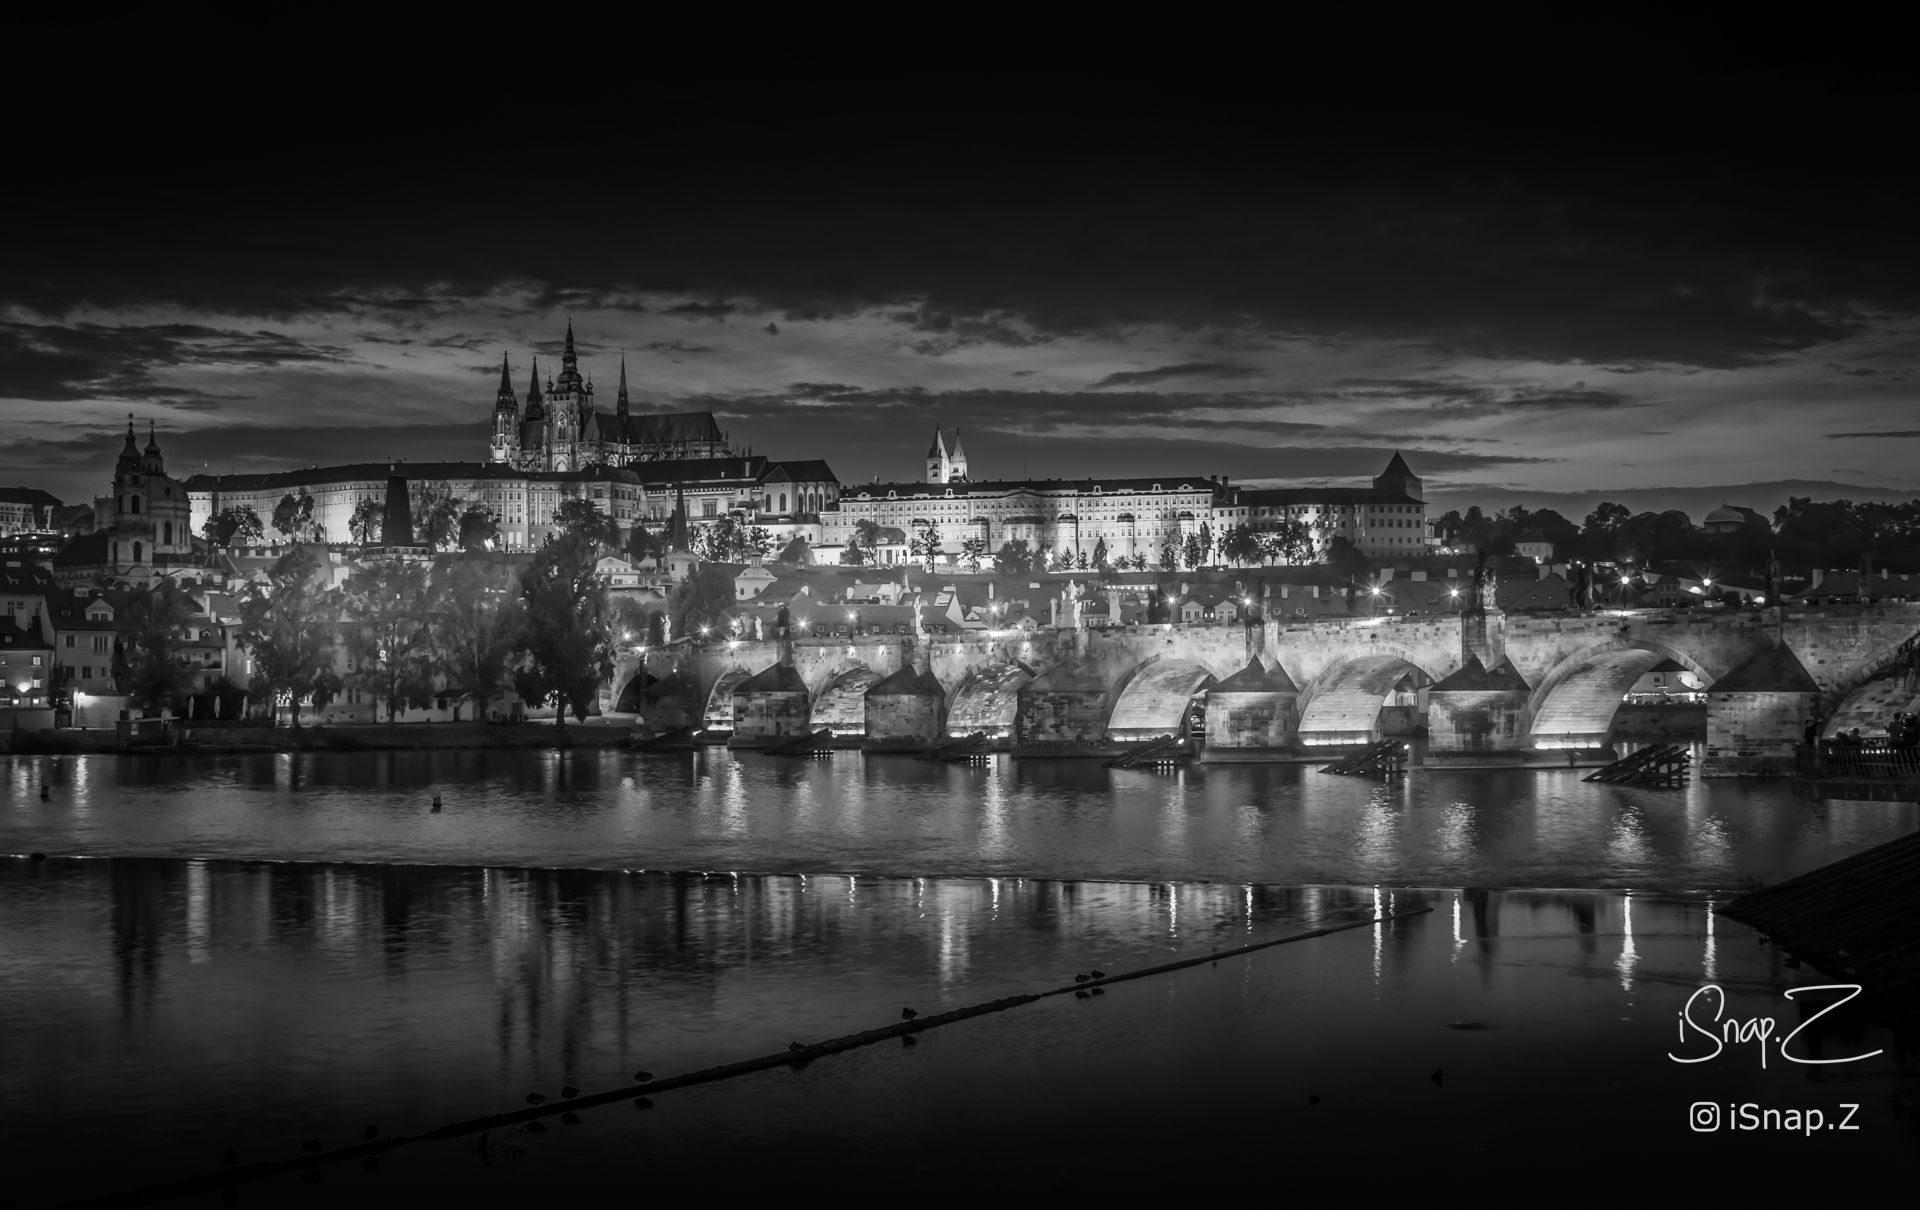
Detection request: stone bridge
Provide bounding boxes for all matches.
[602,605,1920,767]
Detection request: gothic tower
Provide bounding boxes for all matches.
[489,352,519,465]
[948,428,969,482]
[925,426,949,484]
[517,359,545,472]
[546,320,589,472]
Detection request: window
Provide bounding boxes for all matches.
[82,667,91,680]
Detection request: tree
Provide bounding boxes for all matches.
[203,505,265,550]
[839,518,881,566]
[457,506,501,553]
[1220,523,1260,567]
[838,542,868,566]
[1261,518,1313,565]
[342,554,435,722]
[1327,536,1371,586]
[430,558,523,721]
[1091,537,1109,570]
[1049,546,1075,572]
[235,546,343,727]
[776,534,813,566]
[116,579,196,714]
[1159,541,1178,572]
[960,535,989,572]
[1074,549,1090,571]
[994,538,1034,574]
[410,482,464,552]
[1181,531,1205,571]
[348,497,384,546]
[514,514,616,731]
[1197,522,1213,567]
[910,522,944,572]
[271,491,316,542]
[666,564,736,640]
[628,525,667,566]
[691,513,772,563]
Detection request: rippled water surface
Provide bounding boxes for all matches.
[3,750,1917,1203]
[4,748,1915,890]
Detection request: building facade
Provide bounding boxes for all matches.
[0,487,61,535]
[1223,454,1431,560]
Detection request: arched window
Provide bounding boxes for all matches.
[779,492,788,513]
[129,496,141,515]
[132,541,143,563]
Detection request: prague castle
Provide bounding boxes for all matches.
[52,322,1430,574]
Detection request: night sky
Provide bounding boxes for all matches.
[6,62,1917,521]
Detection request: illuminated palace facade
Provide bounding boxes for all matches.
[820,430,1431,564]
[185,326,839,551]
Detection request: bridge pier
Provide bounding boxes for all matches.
[1200,657,1299,760]
[864,667,947,751]
[1017,662,1110,748]
[1425,654,1532,763]
[1704,644,1823,775]
[728,664,812,748]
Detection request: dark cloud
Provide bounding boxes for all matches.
[665,302,737,319]
[1827,430,1920,439]
[0,320,353,404]
[1089,362,1258,389]
[644,341,714,355]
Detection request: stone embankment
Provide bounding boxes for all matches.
[4,722,630,755]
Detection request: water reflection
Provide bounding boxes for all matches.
[5,751,1915,893]
[9,857,1917,1202]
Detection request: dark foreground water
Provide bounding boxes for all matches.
[3,751,1917,1202]
[3,747,1916,889]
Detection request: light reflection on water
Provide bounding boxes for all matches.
[6,749,1910,892]
[6,857,1913,1202]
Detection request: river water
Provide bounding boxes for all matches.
[3,750,1917,1203]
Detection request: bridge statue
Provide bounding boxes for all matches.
[775,602,791,640]
[753,615,764,641]
[662,613,673,645]
[1063,580,1085,629]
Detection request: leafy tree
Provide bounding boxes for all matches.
[910,522,944,572]
[115,579,196,714]
[666,564,737,640]
[514,510,617,731]
[1159,541,1178,572]
[1181,531,1205,571]
[1197,522,1213,567]
[960,535,989,572]
[1327,536,1372,586]
[348,497,384,546]
[628,525,667,565]
[838,518,881,566]
[1074,549,1090,571]
[235,546,344,728]
[692,513,773,563]
[342,554,435,722]
[1091,537,1109,570]
[1261,518,1314,565]
[430,558,523,721]
[271,491,317,542]
[410,482,464,552]
[1049,546,1075,572]
[776,534,812,566]
[203,505,266,550]
[1220,523,1260,567]
[838,542,868,566]
[994,538,1034,574]
[457,506,501,553]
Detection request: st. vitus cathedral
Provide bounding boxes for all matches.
[488,322,736,471]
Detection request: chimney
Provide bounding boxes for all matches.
[1179,581,1188,596]
[1882,567,1889,580]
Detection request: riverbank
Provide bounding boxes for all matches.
[3,721,632,755]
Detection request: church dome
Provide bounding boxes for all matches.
[1705,505,1743,525]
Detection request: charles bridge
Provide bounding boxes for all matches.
[602,605,1920,769]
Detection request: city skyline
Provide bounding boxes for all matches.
[5,68,1918,523]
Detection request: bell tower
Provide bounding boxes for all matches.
[489,352,519,464]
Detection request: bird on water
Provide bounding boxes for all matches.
[1091,988,1105,997]
[1074,973,1090,984]
[1090,969,1104,979]
[526,1093,547,1106]
[633,1070,654,1084]
[1075,989,1090,1000]
[363,1125,379,1142]
[900,1007,918,1021]
[789,1042,807,1053]
[561,1085,580,1099]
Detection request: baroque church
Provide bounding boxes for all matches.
[488,322,736,471]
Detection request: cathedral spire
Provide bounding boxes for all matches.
[119,414,140,463]
[496,352,515,406]
[616,355,630,426]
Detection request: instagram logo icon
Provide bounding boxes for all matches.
[1689,1102,1721,1132]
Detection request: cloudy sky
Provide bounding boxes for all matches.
[5,64,1916,522]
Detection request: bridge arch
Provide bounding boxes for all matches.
[702,666,755,730]
[946,662,1034,738]
[1295,649,1441,744]
[811,662,882,736]
[613,670,656,714]
[1106,655,1225,740]
[1525,640,1716,746]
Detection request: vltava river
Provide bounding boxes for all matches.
[3,747,1913,890]
[3,749,1917,1203]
